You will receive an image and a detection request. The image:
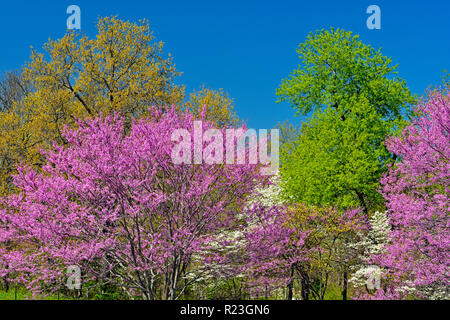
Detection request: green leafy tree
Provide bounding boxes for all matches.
[277,29,415,213]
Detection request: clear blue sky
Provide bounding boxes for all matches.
[0,0,449,129]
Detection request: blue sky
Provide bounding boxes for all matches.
[0,0,449,129]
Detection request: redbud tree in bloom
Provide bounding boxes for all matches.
[0,107,266,299]
[242,202,367,300]
[370,88,449,299]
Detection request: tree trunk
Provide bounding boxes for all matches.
[300,272,310,301]
[342,270,348,300]
[287,266,294,300]
[355,190,368,215]
[3,277,9,292]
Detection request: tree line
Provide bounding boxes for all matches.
[0,18,448,300]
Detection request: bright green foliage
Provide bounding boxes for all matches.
[277,29,415,212]
[277,28,415,119]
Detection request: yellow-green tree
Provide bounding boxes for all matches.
[0,17,184,196]
[182,86,239,127]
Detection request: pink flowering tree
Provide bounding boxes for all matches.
[242,204,309,298]
[368,88,449,299]
[0,107,266,299]
[242,204,367,300]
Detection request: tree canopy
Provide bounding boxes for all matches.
[277,29,416,213]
